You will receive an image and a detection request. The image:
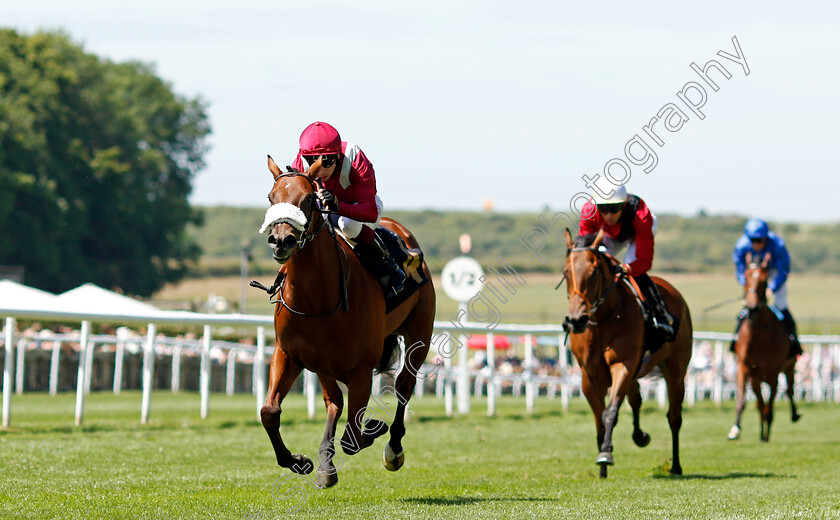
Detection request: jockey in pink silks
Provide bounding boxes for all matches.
[290,121,405,297]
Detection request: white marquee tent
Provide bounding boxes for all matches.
[0,279,62,312]
[56,283,162,316]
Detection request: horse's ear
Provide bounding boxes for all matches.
[563,228,574,249]
[746,251,752,265]
[761,252,771,269]
[591,228,605,249]
[267,155,282,178]
[305,158,321,179]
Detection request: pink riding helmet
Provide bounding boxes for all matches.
[299,121,341,156]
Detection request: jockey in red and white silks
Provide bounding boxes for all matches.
[578,185,674,339]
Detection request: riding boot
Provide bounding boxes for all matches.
[781,308,803,358]
[637,275,675,340]
[355,235,406,298]
[730,309,747,353]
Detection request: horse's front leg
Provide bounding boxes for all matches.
[579,369,606,446]
[750,378,767,442]
[260,347,309,473]
[339,370,389,456]
[762,379,778,442]
[598,362,634,475]
[315,376,344,488]
[728,362,749,440]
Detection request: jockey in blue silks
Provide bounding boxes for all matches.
[731,218,802,357]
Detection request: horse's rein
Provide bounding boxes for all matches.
[260,172,350,315]
[270,172,329,249]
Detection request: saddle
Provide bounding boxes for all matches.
[343,226,430,313]
[614,270,680,352]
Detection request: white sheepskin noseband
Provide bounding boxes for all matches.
[259,202,307,234]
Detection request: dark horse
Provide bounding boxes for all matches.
[561,229,693,478]
[727,252,800,442]
[259,156,436,488]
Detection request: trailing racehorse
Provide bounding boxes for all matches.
[257,156,436,488]
[727,252,801,442]
[561,229,693,478]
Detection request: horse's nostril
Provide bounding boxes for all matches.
[281,235,297,249]
[268,235,277,246]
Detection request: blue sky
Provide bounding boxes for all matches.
[7,1,840,222]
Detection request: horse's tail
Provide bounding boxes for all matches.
[375,334,400,374]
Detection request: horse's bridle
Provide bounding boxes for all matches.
[566,247,622,321]
[743,262,768,313]
[270,171,328,250]
[252,171,349,316]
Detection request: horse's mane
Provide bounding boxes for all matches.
[574,232,599,249]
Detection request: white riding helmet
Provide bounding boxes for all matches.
[591,185,628,205]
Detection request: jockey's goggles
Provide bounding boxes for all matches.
[749,237,766,244]
[597,203,624,214]
[304,154,337,168]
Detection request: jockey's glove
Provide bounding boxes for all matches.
[611,263,631,276]
[319,189,340,213]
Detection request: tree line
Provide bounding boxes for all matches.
[191,206,840,278]
[0,29,209,296]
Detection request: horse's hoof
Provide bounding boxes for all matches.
[595,452,614,466]
[316,469,338,489]
[382,444,405,472]
[290,455,314,475]
[670,465,683,476]
[792,412,802,423]
[633,431,651,448]
[727,425,741,440]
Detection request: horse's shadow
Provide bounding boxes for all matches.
[402,496,559,506]
[654,472,794,480]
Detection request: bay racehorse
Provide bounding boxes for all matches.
[258,156,436,488]
[561,229,692,478]
[727,252,800,442]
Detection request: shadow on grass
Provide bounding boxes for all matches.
[654,472,794,480]
[402,496,559,506]
[6,419,261,435]
[415,409,588,423]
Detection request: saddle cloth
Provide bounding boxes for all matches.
[339,225,430,313]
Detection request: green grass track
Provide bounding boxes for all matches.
[1,392,839,519]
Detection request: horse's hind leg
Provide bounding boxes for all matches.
[784,361,801,423]
[729,362,748,440]
[315,376,344,488]
[663,357,687,475]
[762,380,778,442]
[627,380,651,448]
[340,370,389,456]
[382,334,431,471]
[261,347,310,473]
